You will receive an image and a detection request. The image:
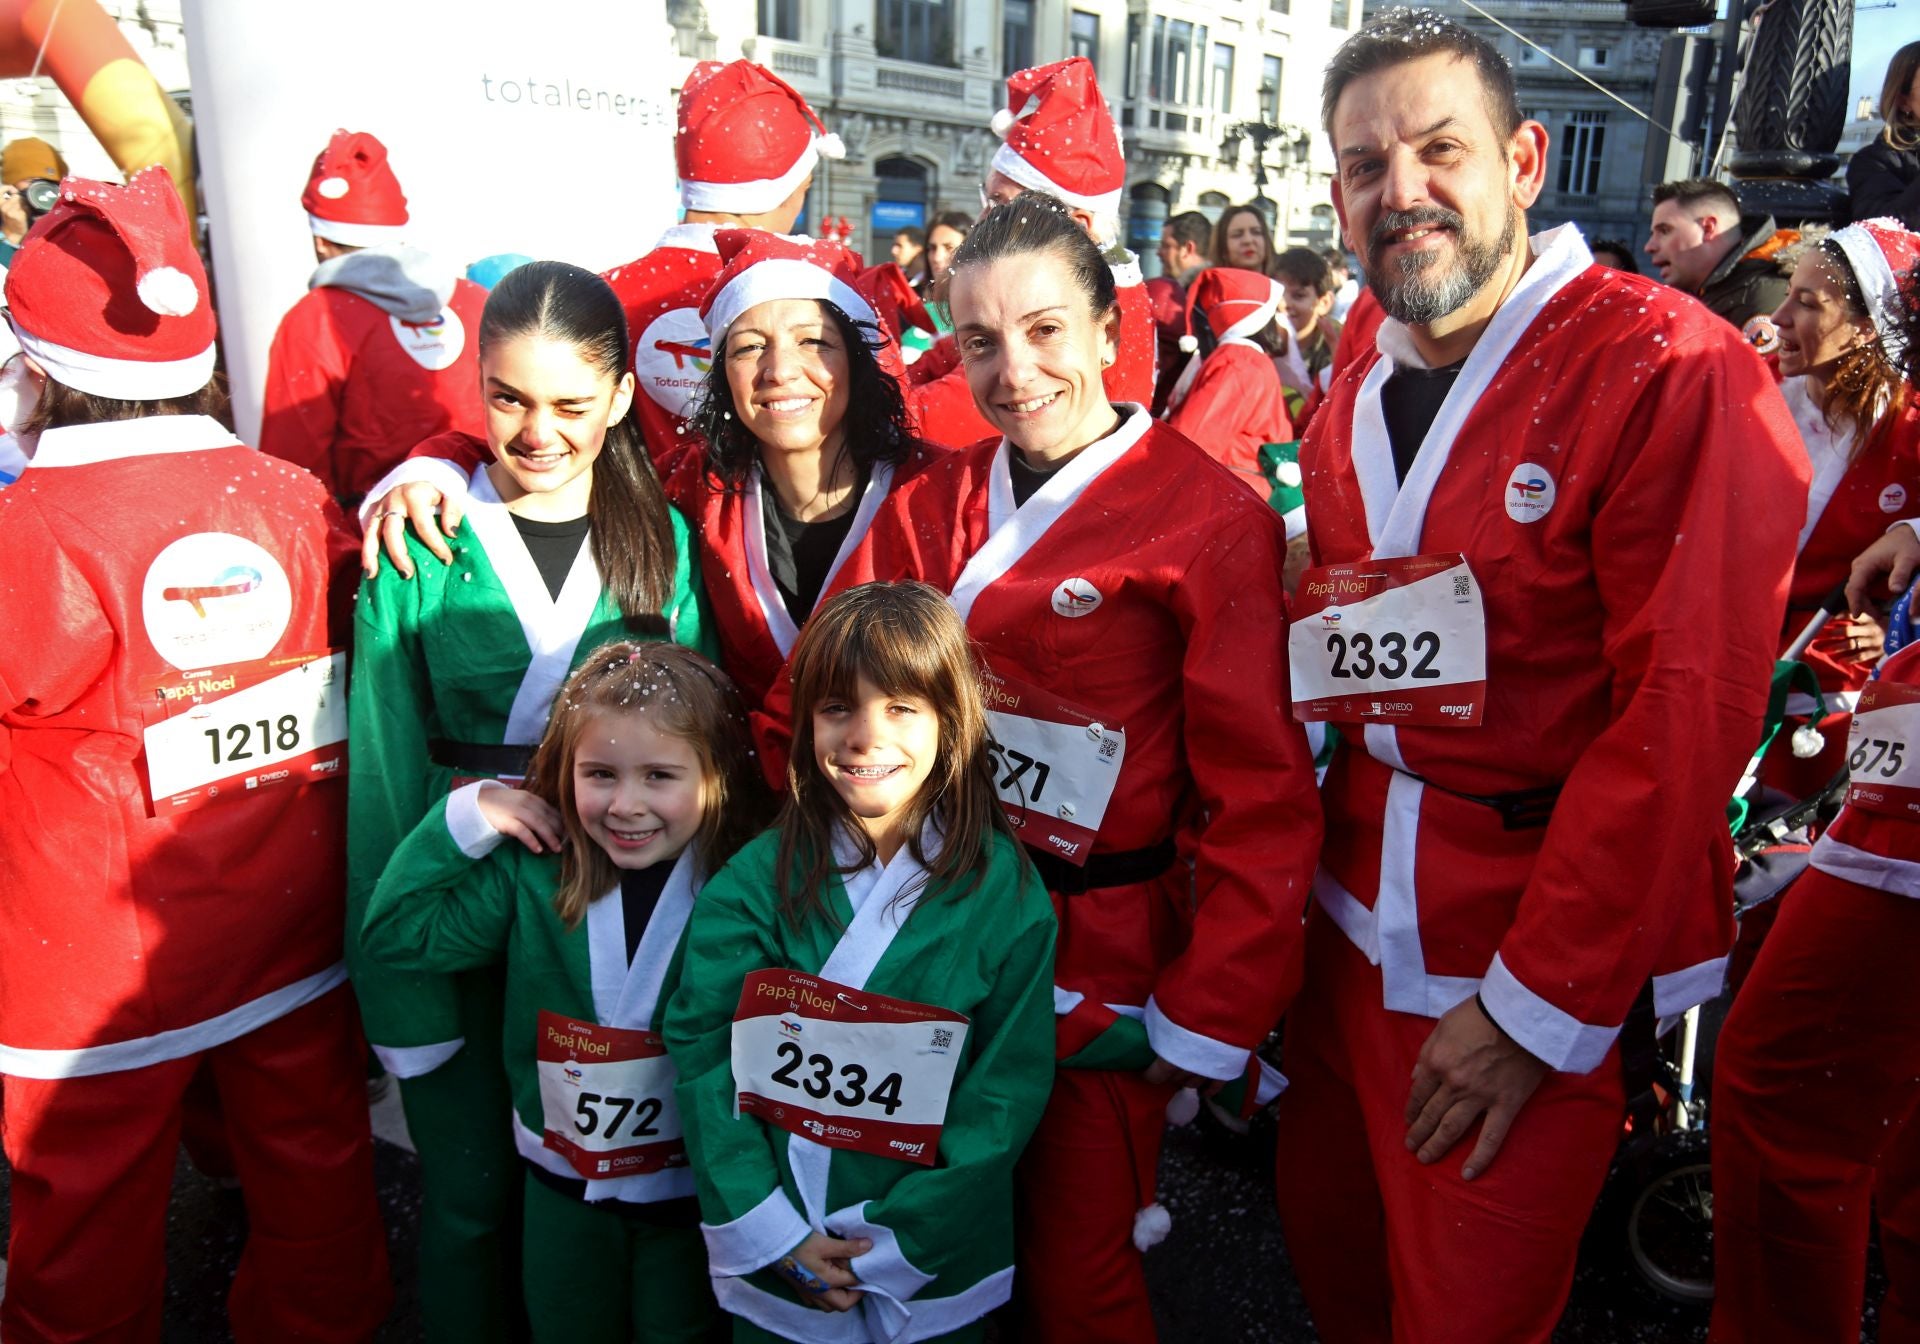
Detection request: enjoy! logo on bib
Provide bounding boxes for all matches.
[1504,463,1556,524]
[1051,578,1103,618]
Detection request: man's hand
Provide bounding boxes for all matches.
[778,1231,871,1312]
[1404,995,1550,1181]
[1846,523,1920,617]
[360,480,463,580]
[1144,1055,1227,1096]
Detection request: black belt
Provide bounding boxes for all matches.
[524,1162,702,1225]
[429,738,533,778]
[1413,775,1561,831]
[1028,837,1179,895]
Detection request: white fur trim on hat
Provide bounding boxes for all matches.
[703,256,878,342]
[1132,1203,1172,1252]
[1833,219,1910,355]
[680,137,824,214]
[308,214,407,247]
[989,141,1122,219]
[136,267,199,318]
[10,316,216,400]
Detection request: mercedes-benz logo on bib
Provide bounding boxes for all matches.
[1504,462,1556,524]
[1882,483,1910,514]
[1052,578,1102,618]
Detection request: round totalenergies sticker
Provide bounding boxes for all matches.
[1504,462,1556,524]
[141,533,292,670]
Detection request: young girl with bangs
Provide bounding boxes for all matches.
[361,640,770,1343]
[665,581,1057,1344]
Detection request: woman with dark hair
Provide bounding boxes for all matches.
[859,191,1322,1342]
[348,258,711,1342]
[1849,42,1920,230]
[1212,202,1276,274]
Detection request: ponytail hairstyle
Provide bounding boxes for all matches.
[776,581,1026,929]
[523,640,773,930]
[1812,239,1909,457]
[478,260,677,631]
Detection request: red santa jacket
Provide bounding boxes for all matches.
[1300,226,1809,1073]
[903,251,1157,448]
[862,409,1323,1078]
[0,416,357,1075]
[260,276,487,502]
[1165,340,1292,500]
[605,223,728,455]
[1806,643,1920,894]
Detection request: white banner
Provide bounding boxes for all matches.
[181,0,679,443]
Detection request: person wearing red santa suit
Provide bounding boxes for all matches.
[0,167,389,1344]
[356,59,843,567]
[259,130,486,507]
[859,193,1322,1344]
[1163,266,1295,500]
[1271,15,1807,1343]
[904,58,1156,447]
[1762,222,1920,793]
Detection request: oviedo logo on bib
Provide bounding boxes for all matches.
[1051,577,1103,618]
[1504,463,1556,524]
[389,308,466,372]
[142,533,294,671]
[1882,483,1910,514]
[633,308,711,417]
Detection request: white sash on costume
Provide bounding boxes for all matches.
[1781,375,1859,555]
[743,460,897,656]
[948,405,1153,622]
[460,466,606,744]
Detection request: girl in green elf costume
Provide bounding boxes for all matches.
[362,640,768,1342]
[347,260,713,1342]
[665,581,1057,1344]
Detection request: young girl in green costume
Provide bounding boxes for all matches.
[665,582,1058,1344]
[362,640,768,1342]
[348,260,712,1341]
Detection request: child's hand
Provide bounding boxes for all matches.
[776,1231,871,1312]
[476,787,564,855]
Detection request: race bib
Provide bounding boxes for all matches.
[138,650,346,815]
[980,666,1124,867]
[536,1011,687,1181]
[1843,680,1920,819]
[731,969,970,1166]
[1288,554,1487,727]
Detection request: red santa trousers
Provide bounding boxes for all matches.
[1709,869,1920,1344]
[1272,914,1626,1344]
[0,987,391,1344]
[1012,1067,1174,1344]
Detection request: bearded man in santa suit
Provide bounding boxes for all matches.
[259,130,487,507]
[1273,13,1809,1342]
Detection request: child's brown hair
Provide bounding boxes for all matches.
[524,640,771,929]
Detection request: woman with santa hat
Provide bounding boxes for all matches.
[1162,266,1295,500]
[859,191,1321,1344]
[0,167,390,1343]
[347,259,711,1343]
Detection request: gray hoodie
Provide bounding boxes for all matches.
[311,245,457,325]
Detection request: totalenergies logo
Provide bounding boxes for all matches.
[654,335,712,374]
[1320,609,1343,630]
[162,565,263,618]
[778,1018,803,1038]
[1510,475,1548,500]
[1503,462,1556,523]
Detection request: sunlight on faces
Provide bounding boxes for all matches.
[722,298,852,462]
[1282,279,1335,336]
[1330,51,1540,328]
[571,711,706,871]
[1772,252,1876,380]
[1644,199,1719,290]
[950,251,1119,465]
[1224,210,1271,270]
[481,332,633,517]
[926,223,967,281]
[812,674,940,850]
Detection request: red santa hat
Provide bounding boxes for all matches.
[989,57,1125,220]
[301,130,409,247]
[677,61,844,215]
[1830,218,1920,358]
[1166,267,1281,412]
[5,165,216,400]
[700,229,879,343]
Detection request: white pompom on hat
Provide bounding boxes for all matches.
[301,129,409,247]
[988,57,1125,218]
[677,60,844,215]
[5,165,217,400]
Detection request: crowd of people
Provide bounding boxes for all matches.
[6,11,1920,1344]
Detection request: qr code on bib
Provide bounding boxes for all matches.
[930,1028,954,1050]
[1099,736,1120,759]
[1452,573,1470,599]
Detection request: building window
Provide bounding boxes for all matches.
[1071,10,1100,68]
[1170,20,1194,103]
[1003,0,1033,76]
[1330,0,1350,27]
[878,0,954,67]
[758,0,799,40]
[1577,45,1610,70]
[1260,55,1281,122]
[1518,43,1551,67]
[1149,14,1166,100]
[1271,0,1290,13]
[1557,109,1607,196]
[1211,43,1235,115]
[1145,19,1209,106]
[1125,11,1142,98]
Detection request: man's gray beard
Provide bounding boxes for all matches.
[1370,210,1520,326]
